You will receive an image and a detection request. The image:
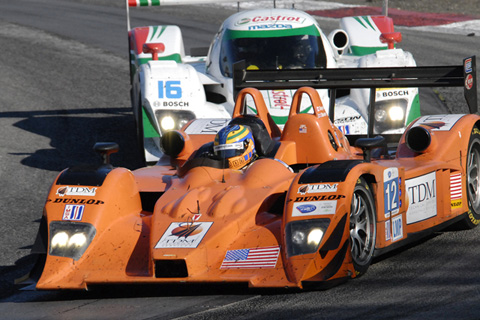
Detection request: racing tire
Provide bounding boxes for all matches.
[458,126,480,229]
[134,96,146,166]
[350,177,377,276]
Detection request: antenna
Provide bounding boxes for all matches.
[222,154,226,183]
[382,0,389,16]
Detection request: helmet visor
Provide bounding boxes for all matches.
[213,141,245,159]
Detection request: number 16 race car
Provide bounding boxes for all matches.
[26,56,477,291]
[127,0,420,164]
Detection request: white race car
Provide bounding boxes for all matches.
[127,0,419,164]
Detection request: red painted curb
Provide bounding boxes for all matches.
[307,7,480,27]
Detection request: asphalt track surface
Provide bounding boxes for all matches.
[0,1,479,319]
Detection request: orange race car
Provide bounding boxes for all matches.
[27,57,478,290]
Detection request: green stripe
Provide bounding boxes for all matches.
[148,26,166,42]
[270,114,288,125]
[138,53,182,64]
[354,16,376,31]
[362,16,376,30]
[225,25,320,40]
[406,93,421,124]
[227,126,248,142]
[142,107,160,138]
[350,45,388,56]
[354,16,368,29]
[148,26,158,42]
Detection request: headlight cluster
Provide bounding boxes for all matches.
[374,99,407,133]
[49,222,96,260]
[155,110,196,134]
[286,219,330,257]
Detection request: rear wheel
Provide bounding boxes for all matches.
[350,177,377,276]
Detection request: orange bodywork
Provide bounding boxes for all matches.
[35,87,480,290]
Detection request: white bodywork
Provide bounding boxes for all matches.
[129,7,419,163]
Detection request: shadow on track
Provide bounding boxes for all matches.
[0,107,145,171]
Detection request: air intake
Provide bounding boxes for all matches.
[155,260,188,278]
[406,126,435,153]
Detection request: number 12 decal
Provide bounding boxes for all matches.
[158,80,182,99]
[384,168,400,217]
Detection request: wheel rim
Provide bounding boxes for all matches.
[350,189,375,266]
[467,140,480,212]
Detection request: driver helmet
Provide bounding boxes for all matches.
[214,124,256,169]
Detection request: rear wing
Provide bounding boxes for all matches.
[233,56,477,137]
[126,0,264,31]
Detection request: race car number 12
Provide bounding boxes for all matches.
[384,168,400,217]
[158,80,182,99]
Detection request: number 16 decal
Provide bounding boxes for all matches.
[384,168,400,217]
[158,80,182,99]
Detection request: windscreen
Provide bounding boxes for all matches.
[220,26,327,77]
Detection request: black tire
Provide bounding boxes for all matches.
[460,126,480,229]
[134,96,146,166]
[350,177,377,276]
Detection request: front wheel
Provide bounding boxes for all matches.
[134,96,146,166]
[350,177,377,276]
[459,126,480,229]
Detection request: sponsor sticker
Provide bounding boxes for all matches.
[339,125,350,135]
[450,172,463,209]
[236,15,306,26]
[62,205,85,221]
[412,115,463,131]
[298,183,338,194]
[220,245,280,269]
[56,186,97,197]
[334,115,366,134]
[385,220,391,241]
[465,58,473,73]
[270,90,291,110]
[406,172,437,224]
[294,195,344,202]
[466,74,474,90]
[292,200,337,216]
[383,168,400,218]
[184,119,229,135]
[249,24,293,30]
[335,115,362,124]
[54,198,104,205]
[295,204,316,213]
[392,214,403,241]
[155,222,213,248]
[299,124,307,133]
[376,88,409,99]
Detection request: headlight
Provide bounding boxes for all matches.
[307,228,324,246]
[155,110,196,134]
[160,116,175,131]
[286,219,330,257]
[388,106,404,121]
[51,231,69,248]
[373,99,407,133]
[49,222,96,260]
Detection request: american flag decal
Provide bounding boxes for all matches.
[220,246,280,269]
[450,173,462,200]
